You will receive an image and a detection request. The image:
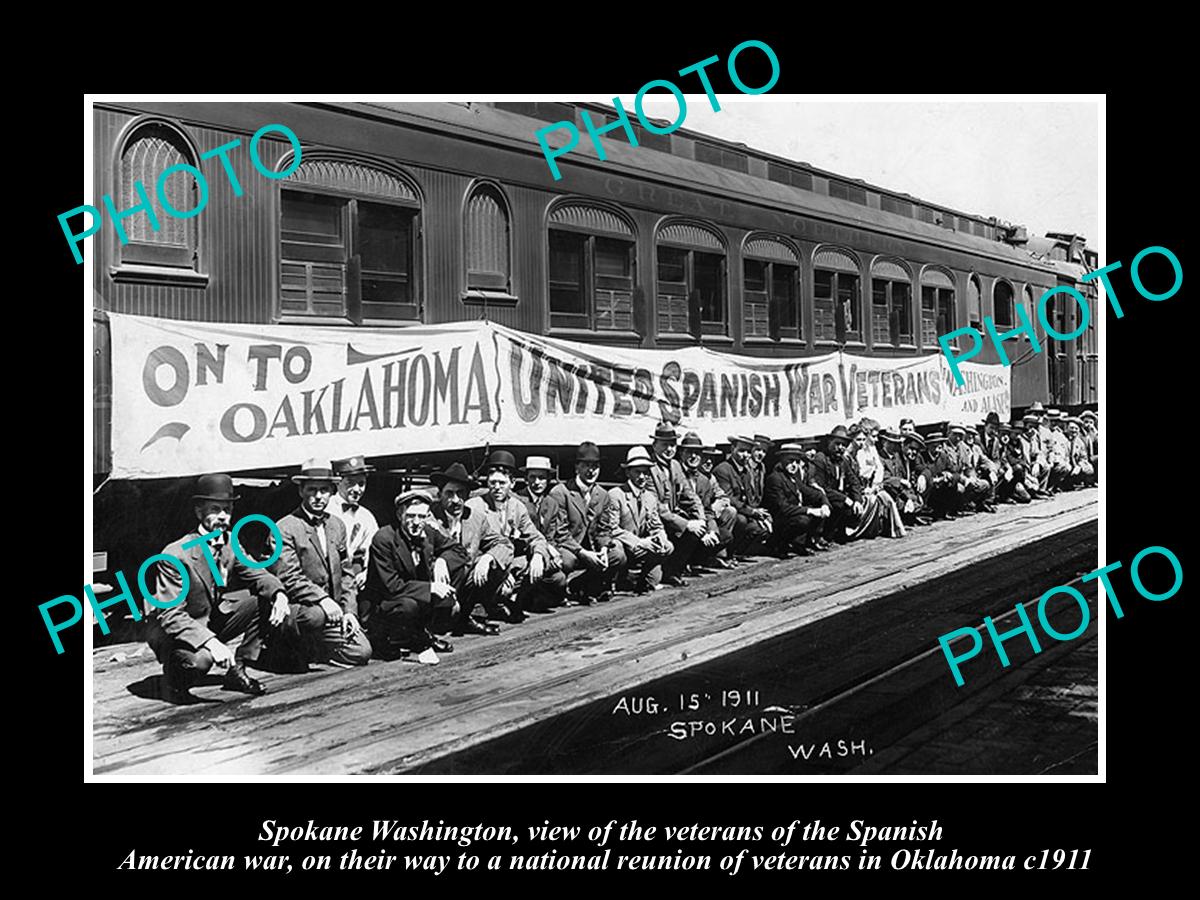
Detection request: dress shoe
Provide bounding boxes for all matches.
[222,664,266,696]
[454,617,500,636]
[661,573,687,588]
[427,636,454,654]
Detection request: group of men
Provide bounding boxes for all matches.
[141,405,1097,700]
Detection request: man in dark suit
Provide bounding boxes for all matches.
[677,431,733,569]
[361,490,457,663]
[806,426,863,542]
[145,473,290,701]
[271,459,373,667]
[763,443,830,555]
[882,431,934,524]
[713,435,772,556]
[549,442,625,603]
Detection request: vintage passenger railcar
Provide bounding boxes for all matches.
[88,100,1096,600]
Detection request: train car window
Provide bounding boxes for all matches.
[993,280,1014,329]
[656,222,728,339]
[117,120,201,271]
[465,183,511,294]
[967,274,982,329]
[920,268,956,351]
[743,236,801,341]
[813,248,861,343]
[548,218,635,333]
[870,259,913,348]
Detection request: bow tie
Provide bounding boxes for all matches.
[343,503,359,512]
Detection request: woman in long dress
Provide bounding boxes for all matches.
[850,422,906,538]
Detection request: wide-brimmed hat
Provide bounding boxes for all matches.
[727,434,754,447]
[333,455,374,476]
[484,449,518,472]
[575,441,601,463]
[701,446,724,458]
[430,462,477,489]
[827,425,852,445]
[651,422,679,443]
[622,446,654,469]
[394,488,436,510]
[777,442,804,459]
[903,433,927,447]
[680,431,705,450]
[983,412,1000,426]
[292,459,338,484]
[193,473,240,501]
[522,455,555,474]
[1029,401,1046,414]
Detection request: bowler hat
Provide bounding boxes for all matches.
[430,462,477,489]
[680,431,705,450]
[622,446,654,469]
[651,422,679,443]
[484,449,518,472]
[827,425,851,445]
[575,441,602,463]
[394,488,436,510]
[193,473,240,501]
[292,458,337,484]
[333,455,374,476]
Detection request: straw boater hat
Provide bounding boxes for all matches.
[193,473,240,501]
[394,488,436,510]
[777,442,804,459]
[727,434,754,446]
[622,446,654,469]
[701,445,724,459]
[925,431,947,445]
[753,434,772,448]
[522,455,554,474]
[1080,410,1098,422]
[292,458,337,484]
[1022,413,1039,424]
[430,462,477,489]
[333,455,374,476]
[904,433,927,448]
[879,429,904,444]
[1046,409,1063,420]
[651,422,679,443]
[948,424,966,436]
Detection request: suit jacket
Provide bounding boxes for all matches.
[272,508,357,614]
[148,530,284,651]
[749,461,766,507]
[764,466,826,517]
[648,455,705,529]
[515,485,571,557]
[683,470,720,532]
[363,523,453,613]
[807,450,861,506]
[883,451,930,487]
[606,482,668,549]
[713,457,759,516]
[551,478,615,553]
[465,493,549,567]
[428,502,500,572]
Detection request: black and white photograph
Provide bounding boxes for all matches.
[82,95,1101,778]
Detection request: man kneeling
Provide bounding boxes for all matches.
[361,490,458,664]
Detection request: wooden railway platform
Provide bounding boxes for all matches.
[92,489,1098,777]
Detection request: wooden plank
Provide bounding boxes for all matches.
[92,490,1097,777]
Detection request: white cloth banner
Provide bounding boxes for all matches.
[108,313,1010,479]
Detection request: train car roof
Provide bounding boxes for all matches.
[338,101,1059,275]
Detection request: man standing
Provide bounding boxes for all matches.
[763,443,829,555]
[713,435,772,557]
[145,473,288,701]
[514,456,570,612]
[465,450,552,623]
[677,432,732,569]
[271,459,373,668]
[607,447,673,593]
[647,423,708,586]
[550,442,625,603]
[327,455,379,598]
[361,490,457,663]
[426,462,502,637]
